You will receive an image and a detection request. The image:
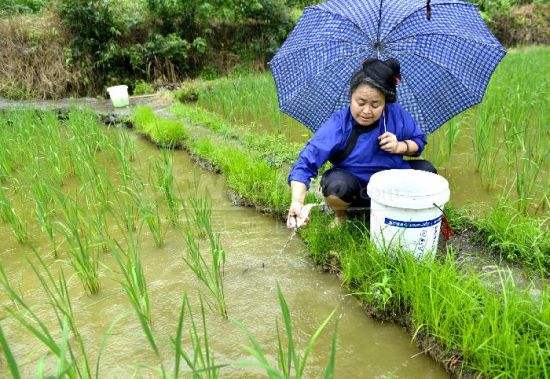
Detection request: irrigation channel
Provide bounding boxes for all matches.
[0,99,448,377]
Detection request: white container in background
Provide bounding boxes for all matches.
[367,169,450,259]
[107,85,130,108]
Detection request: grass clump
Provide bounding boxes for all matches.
[172,103,302,167]
[300,213,550,377]
[132,105,188,148]
[190,138,295,215]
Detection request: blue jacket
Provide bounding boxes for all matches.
[288,103,427,189]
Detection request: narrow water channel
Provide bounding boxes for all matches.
[0,129,447,377]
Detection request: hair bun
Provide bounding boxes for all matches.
[383,58,401,79]
[362,58,378,73]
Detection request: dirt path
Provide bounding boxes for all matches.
[0,92,173,120]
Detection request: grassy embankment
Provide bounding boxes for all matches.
[0,108,337,377]
[126,98,549,376]
[174,46,550,276]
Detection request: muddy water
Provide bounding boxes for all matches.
[0,130,447,378]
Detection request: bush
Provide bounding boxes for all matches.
[0,12,85,99]
[0,0,48,15]
[52,0,294,94]
[488,4,550,46]
[133,80,154,96]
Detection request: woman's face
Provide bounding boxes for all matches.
[350,84,385,127]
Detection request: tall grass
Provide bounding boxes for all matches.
[236,284,338,378]
[303,213,549,377]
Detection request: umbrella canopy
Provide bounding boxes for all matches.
[269,0,506,133]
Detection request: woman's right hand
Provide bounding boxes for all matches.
[287,200,305,229]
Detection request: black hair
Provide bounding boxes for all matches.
[349,58,401,103]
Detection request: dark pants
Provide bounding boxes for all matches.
[320,160,437,214]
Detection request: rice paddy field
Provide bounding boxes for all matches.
[0,46,548,378]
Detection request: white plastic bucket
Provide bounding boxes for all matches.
[106,85,129,108]
[366,169,450,258]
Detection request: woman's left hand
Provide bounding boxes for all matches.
[378,132,401,154]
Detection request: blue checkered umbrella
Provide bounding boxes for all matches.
[269,0,506,133]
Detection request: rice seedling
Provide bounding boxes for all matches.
[153,150,181,227]
[54,190,100,294]
[109,234,167,378]
[471,199,550,274]
[235,284,338,378]
[182,221,227,319]
[0,185,28,244]
[112,233,152,327]
[113,130,138,187]
[173,294,226,378]
[30,179,57,255]
[187,192,212,239]
[139,197,166,248]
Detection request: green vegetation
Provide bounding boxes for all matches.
[236,284,338,378]
[133,105,188,148]
[172,102,303,167]
[179,47,549,274]
[133,80,155,96]
[0,107,338,377]
[124,80,548,376]
[470,201,550,274]
[183,192,228,319]
[124,104,547,375]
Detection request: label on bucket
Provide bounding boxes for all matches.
[384,215,442,228]
[370,210,444,259]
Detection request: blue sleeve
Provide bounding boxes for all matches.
[401,108,427,157]
[288,113,343,189]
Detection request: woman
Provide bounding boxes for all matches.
[286,58,436,229]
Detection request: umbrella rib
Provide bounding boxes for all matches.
[380,1,477,43]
